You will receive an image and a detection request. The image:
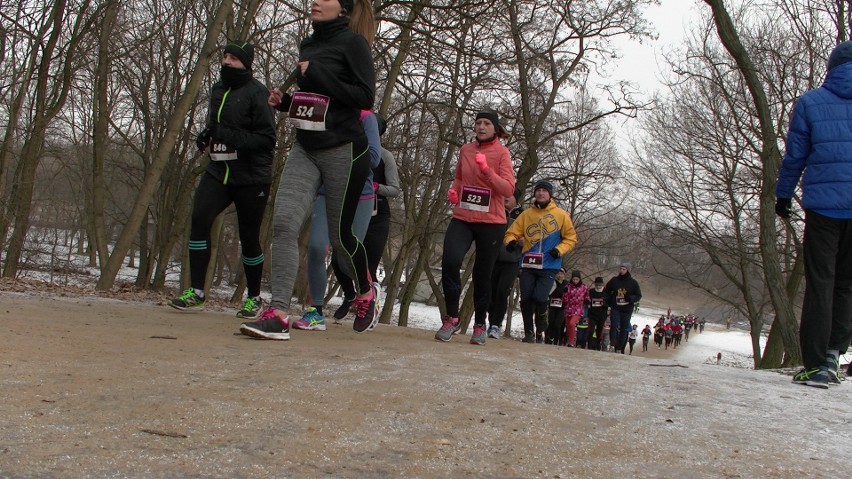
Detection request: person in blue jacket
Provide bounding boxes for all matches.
[776,41,852,389]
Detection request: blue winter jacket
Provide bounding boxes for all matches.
[776,62,852,218]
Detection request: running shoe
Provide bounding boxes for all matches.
[239,307,290,340]
[522,333,535,344]
[470,324,487,345]
[435,316,459,342]
[352,289,377,333]
[236,296,263,319]
[487,325,502,339]
[333,298,355,321]
[792,367,830,389]
[292,307,327,331]
[824,353,841,385]
[368,282,381,331]
[168,288,205,311]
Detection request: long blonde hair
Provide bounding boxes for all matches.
[348,0,376,45]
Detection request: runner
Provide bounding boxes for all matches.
[240,0,377,339]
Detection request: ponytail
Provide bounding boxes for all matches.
[348,0,376,45]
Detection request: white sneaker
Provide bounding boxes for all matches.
[487,325,502,339]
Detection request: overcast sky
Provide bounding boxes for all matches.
[610,0,705,96]
[602,0,705,149]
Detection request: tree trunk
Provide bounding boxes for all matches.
[704,0,801,367]
[90,0,119,272]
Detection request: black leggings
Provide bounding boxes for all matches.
[441,219,506,325]
[487,260,519,328]
[189,173,269,297]
[336,209,391,300]
[363,210,390,283]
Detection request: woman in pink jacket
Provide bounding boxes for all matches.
[562,270,590,347]
[434,109,516,345]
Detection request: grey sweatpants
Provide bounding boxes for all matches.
[270,139,371,309]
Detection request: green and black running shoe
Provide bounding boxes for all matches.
[168,288,205,312]
[237,296,263,319]
[792,368,830,389]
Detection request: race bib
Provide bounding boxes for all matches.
[288,92,330,131]
[549,298,562,308]
[616,294,628,306]
[590,297,604,307]
[459,185,492,212]
[522,252,543,269]
[209,139,237,161]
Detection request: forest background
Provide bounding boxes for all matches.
[2,0,850,369]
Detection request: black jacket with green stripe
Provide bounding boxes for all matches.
[204,77,276,186]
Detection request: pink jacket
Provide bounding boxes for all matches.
[450,137,515,224]
[562,282,590,318]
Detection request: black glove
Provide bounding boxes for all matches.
[775,198,792,219]
[548,248,560,259]
[195,126,211,151]
[506,240,520,253]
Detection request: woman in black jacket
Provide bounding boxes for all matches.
[240,0,377,340]
[168,40,275,320]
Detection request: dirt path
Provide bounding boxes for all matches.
[1,288,849,478]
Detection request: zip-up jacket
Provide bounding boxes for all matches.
[504,199,577,270]
[205,78,276,186]
[450,136,515,224]
[776,61,852,218]
[276,17,375,151]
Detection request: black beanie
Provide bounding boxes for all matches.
[571,270,582,280]
[224,40,254,69]
[828,41,852,71]
[533,180,553,196]
[594,277,604,285]
[475,110,504,134]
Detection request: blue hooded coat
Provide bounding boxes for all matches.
[776,59,852,219]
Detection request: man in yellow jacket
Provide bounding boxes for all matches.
[504,180,577,342]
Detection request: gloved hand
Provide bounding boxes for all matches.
[447,189,459,205]
[195,126,212,151]
[775,198,792,219]
[548,248,560,259]
[474,153,489,170]
[506,240,520,252]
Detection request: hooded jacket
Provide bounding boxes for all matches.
[776,62,852,218]
[504,199,577,270]
[604,271,642,313]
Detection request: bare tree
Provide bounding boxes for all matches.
[95,0,235,289]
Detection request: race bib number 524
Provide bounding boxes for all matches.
[288,92,330,131]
